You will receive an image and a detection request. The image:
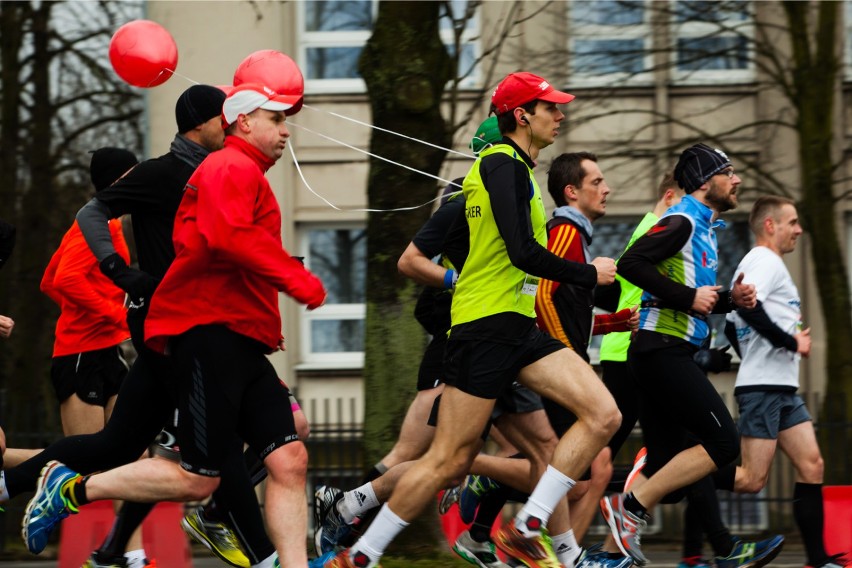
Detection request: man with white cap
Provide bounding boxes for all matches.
[19,83,328,568]
[325,72,619,568]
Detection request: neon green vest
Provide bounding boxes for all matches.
[598,212,658,362]
[451,144,547,326]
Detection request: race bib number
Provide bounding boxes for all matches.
[521,275,540,296]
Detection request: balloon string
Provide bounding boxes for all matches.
[150,68,197,88]
[287,141,461,213]
[301,104,474,159]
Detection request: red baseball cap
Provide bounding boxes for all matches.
[221,83,302,127]
[491,72,575,115]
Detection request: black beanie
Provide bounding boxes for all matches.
[89,147,139,192]
[673,143,732,194]
[175,85,227,134]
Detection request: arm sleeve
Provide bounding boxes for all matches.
[737,301,798,351]
[724,319,742,358]
[483,157,597,287]
[196,167,325,306]
[77,198,119,262]
[0,218,15,270]
[535,223,583,348]
[51,231,125,324]
[593,307,634,335]
[594,281,622,312]
[40,245,63,305]
[618,215,696,310]
[412,198,464,259]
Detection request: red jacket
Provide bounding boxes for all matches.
[41,219,130,357]
[145,136,326,353]
[536,220,632,353]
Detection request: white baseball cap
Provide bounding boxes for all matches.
[221,83,302,127]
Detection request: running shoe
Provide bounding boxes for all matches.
[623,447,647,492]
[439,485,461,515]
[322,548,381,568]
[808,553,849,568]
[459,475,501,524]
[715,535,785,568]
[22,460,80,554]
[181,506,249,567]
[492,519,561,568]
[600,493,649,566]
[453,530,511,568]
[81,550,128,567]
[314,485,352,555]
[308,552,338,568]
[676,556,711,568]
[575,548,634,568]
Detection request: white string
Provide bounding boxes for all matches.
[288,142,462,213]
[301,103,474,159]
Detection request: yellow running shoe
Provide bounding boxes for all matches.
[181,506,249,568]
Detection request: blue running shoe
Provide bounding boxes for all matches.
[459,475,500,524]
[715,535,785,568]
[314,485,353,555]
[576,548,633,568]
[22,460,81,554]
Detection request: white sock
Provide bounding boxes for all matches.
[552,530,581,568]
[251,553,277,568]
[340,482,380,523]
[350,503,409,565]
[0,472,8,501]
[516,465,575,535]
[124,549,147,568]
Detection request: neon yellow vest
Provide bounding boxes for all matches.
[451,144,547,326]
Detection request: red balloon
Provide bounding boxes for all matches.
[109,20,178,88]
[233,50,304,97]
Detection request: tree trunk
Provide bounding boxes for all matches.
[357,0,454,550]
[358,0,453,466]
[784,1,852,483]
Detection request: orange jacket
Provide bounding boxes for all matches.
[41,219,130,356]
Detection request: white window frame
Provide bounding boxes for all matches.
[568,0,654,87]
[846,1,852,80]
[298,0,480,95]
[671,0,755,85]
[297,1,377,94]
[298,223,366,370]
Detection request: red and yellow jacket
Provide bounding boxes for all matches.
[536,217,633,362]
[41,219,130,356]
[145,135,326,353]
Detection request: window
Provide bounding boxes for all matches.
[299,225,367,368]
[569,1,653,86]
[672,0,754,83]
[846,1,852,81]
[299,0,375,93]
[299,0,480,93]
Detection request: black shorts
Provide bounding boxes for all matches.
[417,333,447,391]
[492,382,544,419]
[172,325,299,477]
[50,344,129,406]
[443,320,564,399]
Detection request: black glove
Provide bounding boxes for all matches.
[99,253,158,306]
[694,345,733,374]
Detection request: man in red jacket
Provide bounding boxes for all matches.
[22,83,327,568]
[41,147,138,436]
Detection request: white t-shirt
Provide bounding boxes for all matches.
[726,246,802,389]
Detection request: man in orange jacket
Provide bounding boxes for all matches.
[41,147,138,436]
